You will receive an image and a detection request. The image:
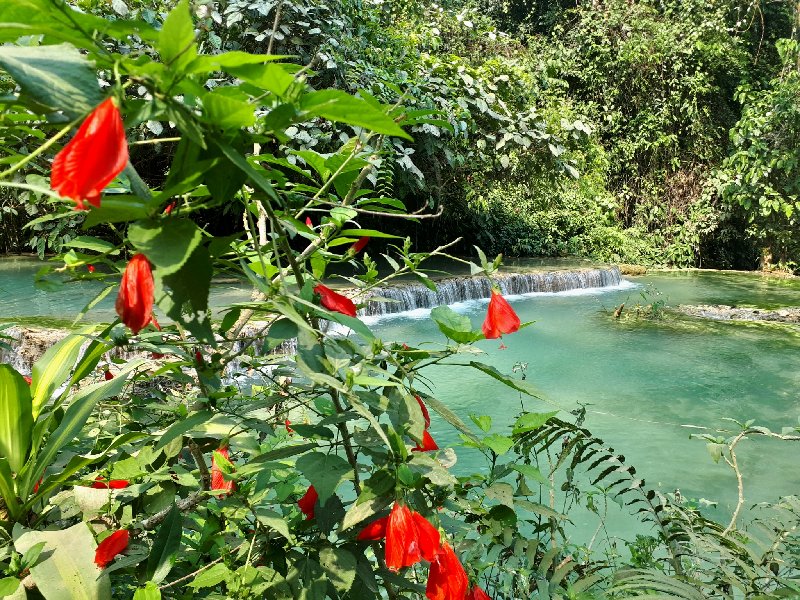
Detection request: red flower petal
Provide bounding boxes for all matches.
[411,511,441,562]
[284,419,294,434]
[385,503,441,571]
[104,370,114,381]
[481,289,521,339]
[51,98,128,210]
[305,216,313,227]
[115,254,155,335]
[298,485,318,520]
[412,429,439,453]
[415,395,431,429]
[426,542,468,600]
[357,516,388,541]
[87,265,96,273]
[23,375,32,385]
[91,476,130,489]
[466,585,491,600]
[94,530,129,568]
[313,284,357,317]
[211,446,235,495]
[351,236,369,254]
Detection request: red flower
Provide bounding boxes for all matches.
[426,542,468,600]
[284,419,294,434]
[357,516,388,541]
[412,429,439,453]
[151,352,165,359]
[351,236,369,254]
[51,97,128,211]
[33,475,43,493]
[211,446,235,495]
[104,370,114,381]
[87,264,96,273]
[481,289,521,339]
[466,586,491,600]
[164,201,176,215]
[298,485,318,520]
[94,530,129,568]
[305,216,313,228]
[116,254,155,335]
[91,476,130,489]
[385,503,441,571]
[313,284,357,318]
[23,375,31,385]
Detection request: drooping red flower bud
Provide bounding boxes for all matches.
[351,236,369,254]
[284,419,294,434]
[415,395,431,429]
[91,476,130,489]
[481,289,521,339]
[87,265,96,273]
[305,216,313,228]
[33,475,43,493]
[23,375,31,385]
[313,284,357,317]
[466,585,491,600]
[426,542,469,600]
[151,352,164,359]
[211,446,235,495]
[115,254,155,335]
[51,97,129,211]
[94,530,129,568]
[104,370,114,381]
[298,485,318,520]
[164,201,176,215]
[195,350,204,365]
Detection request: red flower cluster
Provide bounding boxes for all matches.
[211,446,235,495]
[482,289,521,340]
[313,283,357,317]
[412,395,439,453]
[298,485,318,520]
[51,98,128,211]
[358,502,473,599]
[94,530,129,568]
[91,476,129,489]
[116,254,156,335]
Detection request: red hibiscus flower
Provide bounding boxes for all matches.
[466,585,491,600]
[351,236,369,254]
[284,419,294,434]
[116,254,155,335]
[481,289,521,339]
[91,476,130,489]
[51,97,128,211]
[104,370,114,381]
[87,264,96,273]
[23,375,31,385]
[94,530,129,568]
[357,516,388,541]
[211,446,235,495]
[313,284,357,317]
[415,395,431,428]
[305,216,313,228]
[384,503,440,571]
[426,542,468,600]
[298,485,318,520]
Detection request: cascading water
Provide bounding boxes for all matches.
[362,267,622,316]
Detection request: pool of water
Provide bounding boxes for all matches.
[366,270,800,542]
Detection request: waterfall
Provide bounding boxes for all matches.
[362,266,622,316]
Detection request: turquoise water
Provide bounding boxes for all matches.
[3,257,799,540]
[366,271,800,541]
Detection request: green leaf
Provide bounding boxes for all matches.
[146,504,183,584]
[0,43,102,119]
[469,361,542,398]
[226,62,296,97]
[203,92,255,129]
[470,414,492,432]
[319,548,357,593]
[61,236,118,254]
[31,330,88,419]
[300,90,411,139]
[159,0,197,73]
[189,563,231,589]
[513,412,559,435]
[0,577,22,597]
[255,508,293,541]
[128,219,203,276]
[485,482,515,507]
[14,522,110,600]
[430,306,482,343]
[83,195,155,228]
[0,365,32,472]
[512,463,548,484]
[133,582,162,600]
[482,434,514,456]
[295,452,352,504]
[158,245,212,317]
[154,411,212,453]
